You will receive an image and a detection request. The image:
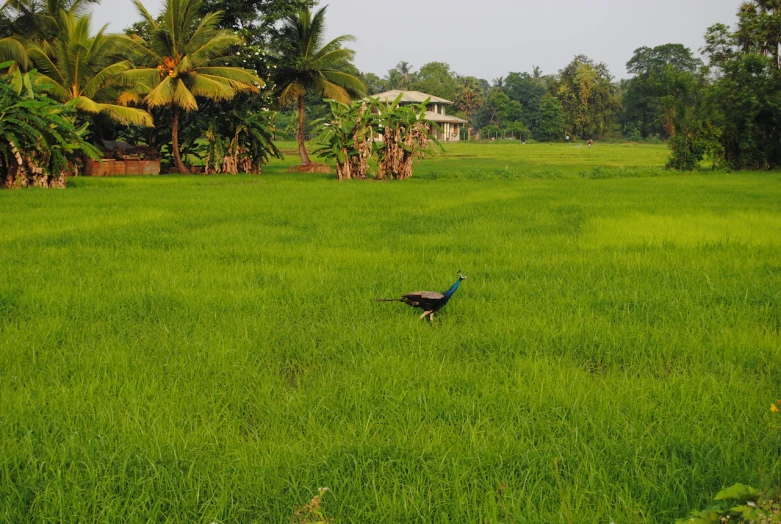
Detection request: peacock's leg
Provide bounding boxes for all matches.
[429,313,435,325]
[420,311,432,320]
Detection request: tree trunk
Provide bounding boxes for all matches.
[172,106,190,174]
[297,96,312,166]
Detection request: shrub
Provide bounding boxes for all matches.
[0,63,99,188]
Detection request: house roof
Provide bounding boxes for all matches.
[424,112,467,124]
[368,90,455,105]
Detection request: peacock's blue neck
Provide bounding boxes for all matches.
[442,279,462,299]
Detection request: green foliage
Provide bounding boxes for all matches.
[373,95,440,180]
[410,62,459,101]
[0,62,99,188]
[666,120,721,171]
[677,484,780,523]
[201,98,280,174]
[480,124,500,139]
[479,89,523,129]
[199,0,312,44]
[384,61,416,90]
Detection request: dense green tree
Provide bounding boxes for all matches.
[117,0,264,174]
[552,55,620,139]
[504,71,547,133]
[534,95,565,141]
[360,72,384,95]
[663,1,781,170]
[703,18,781,168]
[410,62,459,100]
[477,89,523,131]
[622,44,702,139]
[273,5,364,166]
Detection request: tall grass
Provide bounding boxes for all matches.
[1,144,780,522]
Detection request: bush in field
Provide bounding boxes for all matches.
[202,100,280,174]
[374,96,438,180]
[0,63,99,188]
[666,120,721,171]
[312,98,375,180]
[314,94,439,180]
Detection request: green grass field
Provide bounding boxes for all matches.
[1,143,780,522]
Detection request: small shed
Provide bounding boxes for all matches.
[85,140,160,176]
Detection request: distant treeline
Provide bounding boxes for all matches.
[281,1,781,170]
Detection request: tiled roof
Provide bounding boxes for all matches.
[368,90,454,105]
[424,111,467,124]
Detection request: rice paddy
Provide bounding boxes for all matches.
[1,142,779,522]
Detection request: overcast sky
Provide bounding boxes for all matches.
[92,0,742,80]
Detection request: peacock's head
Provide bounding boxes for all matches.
[458,271,467,280]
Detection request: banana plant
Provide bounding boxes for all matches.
[373,94,440,180]
[312,98,378,180]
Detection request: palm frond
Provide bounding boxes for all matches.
[192,66,263,87]
[312,48,356,70]
[132,0,159,28]
[142,75,175,108]
[313,35,357,61]
[80,61,131,98]
[185,32,241,68]
[96,102,154,126]
[184,10,222,54]
[172,78,197,110]
[26,46,67,91]
[119,67,161,90]
[317,78,350,103]
[0,37,30,69]
[278,80,305,107]
[320,70,365,97]
[111,35,163,67]
[186,73,234,100]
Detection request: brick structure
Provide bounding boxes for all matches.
[85,141,161,177]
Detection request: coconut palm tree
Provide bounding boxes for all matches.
[384,68,401,90]
[25,11,153,127]
[273,5,365,166]
[115,0,264,173]
[396,61,414,89]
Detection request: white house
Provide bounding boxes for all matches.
[369,90,468,142]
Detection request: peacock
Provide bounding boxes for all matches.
[378,272,467,324]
